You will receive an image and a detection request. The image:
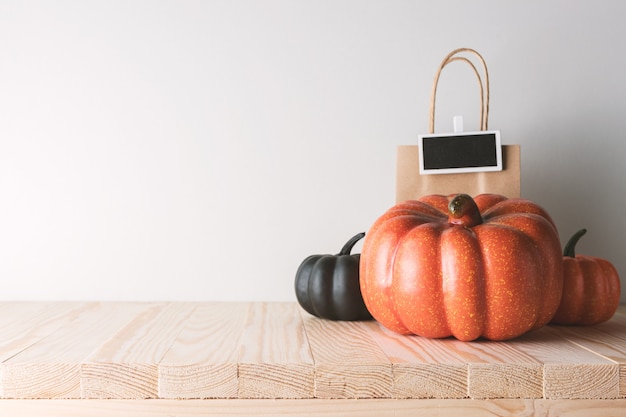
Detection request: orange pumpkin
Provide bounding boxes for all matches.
[550,229,621,325]
[360,193,563,341]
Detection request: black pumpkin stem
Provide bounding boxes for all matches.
[338,232,366,256]
[563,228,587,257]
[448,194,483,227]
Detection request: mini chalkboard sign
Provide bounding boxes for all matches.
[418,130,502,175]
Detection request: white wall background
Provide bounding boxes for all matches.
[1,0,625,302]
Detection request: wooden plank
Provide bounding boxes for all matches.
[0,302,90,362]
[299,309,392,399]
[548,322,626,398]
[507,327,619,399]
[158,302,249,399]
[594,313,626,342]
[237,302,314,398]
[364,322,468,399]
[534,398,626,416]
[464,340,543,399]
[1,398,626,417]
[0,301,624,404]
[0,302,61,338]
[597,314,626,398]
[366,322,543,399]
[82,302,197,399]
[0,303,154,399]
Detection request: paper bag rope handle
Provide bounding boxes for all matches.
[428,48,490,133]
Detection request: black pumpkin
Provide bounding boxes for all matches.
[294,232,372,321]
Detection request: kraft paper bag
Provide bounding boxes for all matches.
[396,144,520,202]
[396,48,521,203]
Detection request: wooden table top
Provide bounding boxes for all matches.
[0,301,625,416]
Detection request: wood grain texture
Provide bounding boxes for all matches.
[157,302,249,399]
[300,310,392,399]
[1,303,154,399]
[0,302,90,362]
[507,327,619,399]
[547,323,626,398]
[1,398,626,417]
[82,302,197,399]
[466,340,543,399]
[364,322,468,399]
[237,302,314,398]
[0,301,624,406]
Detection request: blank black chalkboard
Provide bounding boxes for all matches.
[418,131,502,175]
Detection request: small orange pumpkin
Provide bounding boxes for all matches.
[550,229,621,325]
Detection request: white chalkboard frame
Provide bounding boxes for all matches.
[418,130,503,175]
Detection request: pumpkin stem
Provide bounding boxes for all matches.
[448,194,483,227]
[338,232,366,256]
[563,228,587,257]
